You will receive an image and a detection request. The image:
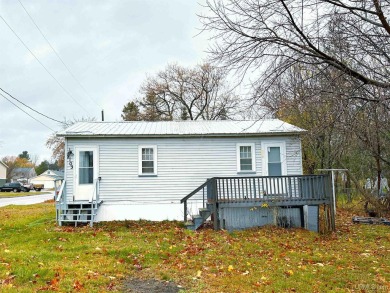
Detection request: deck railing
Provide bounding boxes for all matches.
[54,180,66,223]
[180,178,213,223]
[214,175,331,203]
[181,175,332,222]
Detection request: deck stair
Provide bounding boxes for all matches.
[56,200,102,227]
[55,179,102,227]
[184,206,212,230]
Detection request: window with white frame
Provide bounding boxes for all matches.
[138,145,157,175]
[236,143,256,172]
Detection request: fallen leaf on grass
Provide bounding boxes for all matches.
[73,280,83,290]
[1,274,15,285]
[50,278,59,286]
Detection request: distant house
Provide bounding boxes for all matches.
[10,167,36,183]
[54,120,334,231]
[30,170,64,189]
[0,161,7,185]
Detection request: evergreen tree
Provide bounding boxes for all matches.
[121,101,141,121]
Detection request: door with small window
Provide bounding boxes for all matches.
[74,147,98,200]
[262,142,287,195]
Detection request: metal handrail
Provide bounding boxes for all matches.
[55,180,66,202]
[54,180,66,225]
[89,178,100,203]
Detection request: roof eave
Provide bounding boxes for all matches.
[58,131,305,139]
[0,161,8,168]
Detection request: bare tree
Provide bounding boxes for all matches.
[132,63,240,121]
[201,0,390,101]
[46,117,95,168]
[2,156,17,181]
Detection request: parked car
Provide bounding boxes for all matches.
[22,183,33,191]
[33,184,44,191]
[0,182,28,192]
[19,181,43,191]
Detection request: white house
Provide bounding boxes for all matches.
[0,161,7,186]
[30,170,64,189]
[56,119,309,226]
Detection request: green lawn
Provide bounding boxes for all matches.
[0,202,389,292]
[0,191,49,198]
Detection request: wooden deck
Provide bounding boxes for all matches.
[181,175,335,231]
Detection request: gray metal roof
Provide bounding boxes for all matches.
[57,120,305,137]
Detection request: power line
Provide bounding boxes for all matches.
[0,92,54,131]
[17,0,102,110]
[0,87,65,124]
[0,14,91,116]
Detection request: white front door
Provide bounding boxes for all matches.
[262,142,287,176]
[74,146,98,201]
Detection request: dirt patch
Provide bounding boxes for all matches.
[123,278,183,293]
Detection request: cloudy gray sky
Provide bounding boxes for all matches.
[0,0,209,162]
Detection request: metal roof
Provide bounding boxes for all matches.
[57,120,305,138]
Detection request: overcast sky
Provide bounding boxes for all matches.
[0,0,209,162]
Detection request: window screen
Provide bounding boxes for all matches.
[268,147,282,176]
[141,148,154,174]
[240,146,252,171]
[79,151,93,184]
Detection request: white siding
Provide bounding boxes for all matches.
[286,137,303,174]
[0,163,6,180]
[64,135,302,220]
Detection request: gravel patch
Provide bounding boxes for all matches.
[123,278,183,293]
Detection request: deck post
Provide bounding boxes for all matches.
[184,200,187,223]
[213,179,220,230]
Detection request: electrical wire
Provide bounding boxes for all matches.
[0,14,91,116]
[0,92,55,131]
[17,0,102,110]
[0,87,65,124]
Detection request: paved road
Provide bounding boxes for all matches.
[0,193,54,207]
